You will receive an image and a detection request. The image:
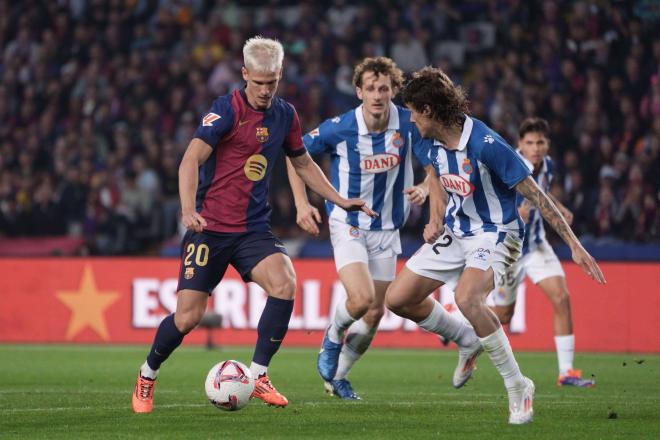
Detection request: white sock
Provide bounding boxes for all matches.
[140,361,158,380]
[250,362,267,378]
[328,300,357,344]
[333,319,376,380]
[555,334,575,376]
[418,300,478,347]
[480,326,525,390]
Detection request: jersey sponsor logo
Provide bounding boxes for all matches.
[462,158,473,174]
[244,154,268,181]
[359,153,400,174]
[202,112,221,126]
[238,119,250,127]
[331,116,341,123]
[483,134,494,144]
[392,132,404,148]
[439,174,475,196]
[256,127,269,143]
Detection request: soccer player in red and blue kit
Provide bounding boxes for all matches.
[132,36,375,413]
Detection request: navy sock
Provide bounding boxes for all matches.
[252,296,294,367]
[146,314,185,371]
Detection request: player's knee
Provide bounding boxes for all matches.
[269,275,297,300]
[175,308,205,334]
[347,295,371,317]
[496,307,514,324]
[454,289,480,316]
[363,305,385,326]
[385,291,407,316]
[550,289,570,311]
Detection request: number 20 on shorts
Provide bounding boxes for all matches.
[184,243,209,266]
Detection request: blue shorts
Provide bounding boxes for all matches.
[177,229,288,294]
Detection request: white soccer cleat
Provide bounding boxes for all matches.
[508,377,535,425]
[452,341,483,388]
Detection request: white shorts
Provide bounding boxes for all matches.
[405,228,522,288]
[491,239,565,306]
[329,219,401,282]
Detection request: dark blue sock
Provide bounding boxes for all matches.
[146,314,185,371]
[252,296,294,367]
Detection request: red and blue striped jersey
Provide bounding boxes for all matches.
[193,89,306,233]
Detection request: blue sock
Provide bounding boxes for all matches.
[252,296,294,368]
[146,314,185,371]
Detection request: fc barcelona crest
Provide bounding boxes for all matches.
[392,132,404,148]
[256,127,269,143]
[184,267,195,279]
[462,158,473,174]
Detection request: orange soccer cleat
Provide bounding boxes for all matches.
[132,371,157,413]
[557,369,595,387]
[251,375,289,407]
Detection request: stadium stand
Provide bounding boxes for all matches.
[0,1,658,256]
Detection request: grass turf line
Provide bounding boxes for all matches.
[0,345,658,439]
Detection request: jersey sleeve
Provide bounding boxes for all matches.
[480,135,531,188]
[193,97,234,149]
[410,126,432,167]
[303,118,335,155]
[283,106,306,157]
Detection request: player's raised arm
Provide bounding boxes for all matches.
[547,192,574,225]
[514,176,605,284]
[289,152,377,218]
[179,138,212,232]
[286,157,321,236]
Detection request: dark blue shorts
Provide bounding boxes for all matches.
[177,229,288,294]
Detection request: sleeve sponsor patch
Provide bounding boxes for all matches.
[202,112,221,126]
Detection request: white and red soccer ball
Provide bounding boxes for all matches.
[204,360,255,411]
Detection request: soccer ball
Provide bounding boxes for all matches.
[204,360,255,411]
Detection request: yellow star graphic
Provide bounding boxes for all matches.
[56,265,120,341]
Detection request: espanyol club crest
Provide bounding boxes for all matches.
[256,127,269,143]
[349,226,360,238]
[462,158,473,174]
[392,131,404,148]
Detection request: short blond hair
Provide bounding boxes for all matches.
[243,36,284,73]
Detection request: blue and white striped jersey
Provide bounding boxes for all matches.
[303,102,432,230]
[430,116,531,238]
[520,154,554,255]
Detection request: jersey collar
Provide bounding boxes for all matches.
[432,114,472,151]
[516,149,546,175]
[239,88,269,113]
[456,115,473,151]
[355,102,400,135]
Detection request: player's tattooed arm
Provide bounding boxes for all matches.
[515,176,606,283]
[515,177,576,245]
[547,192,574,225]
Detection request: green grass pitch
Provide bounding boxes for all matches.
[1,345,658,439]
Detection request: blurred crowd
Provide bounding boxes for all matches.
[0,0,659,255]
